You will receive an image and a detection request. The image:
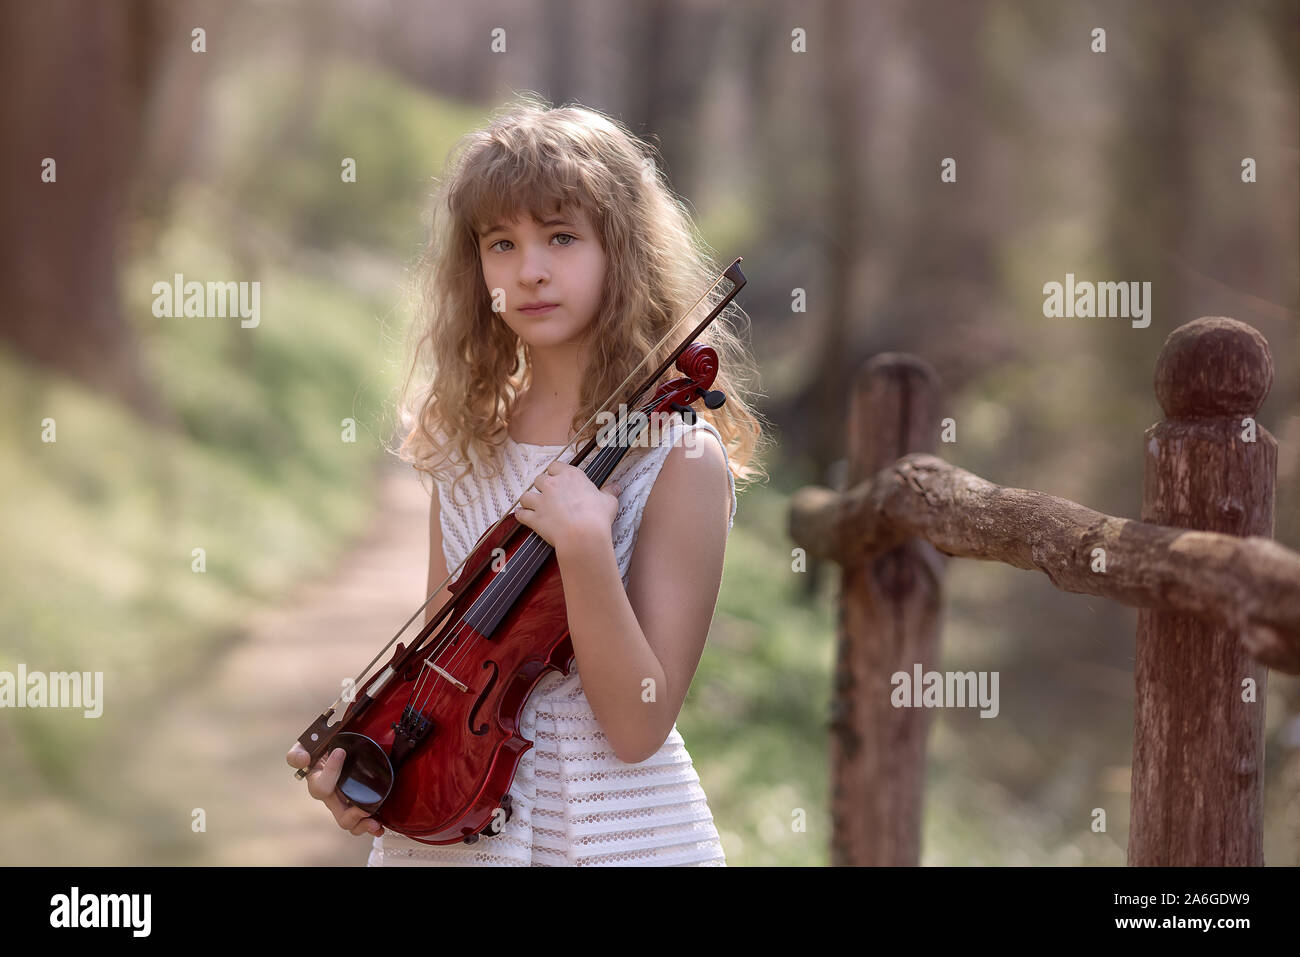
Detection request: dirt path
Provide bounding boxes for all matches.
[13,461,432,866]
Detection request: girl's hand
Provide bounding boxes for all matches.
[513,461,622,557]
[285,743,385,838]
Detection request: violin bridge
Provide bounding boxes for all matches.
[422,657,468,693]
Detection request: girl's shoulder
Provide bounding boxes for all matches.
[621,415,736,531]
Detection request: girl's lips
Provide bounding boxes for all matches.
[520,304,558,314]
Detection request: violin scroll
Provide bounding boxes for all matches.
[651,342,726,427]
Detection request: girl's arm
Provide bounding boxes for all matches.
[556,435,732,763]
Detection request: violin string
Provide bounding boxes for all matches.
[409,394,694,723]
[406,428,634,722]
[397,419,627,710]
[426,388,718,700]
[427,400,677,692]
[398,425,617,714]
[396,388,664,713]
[401,412,642,723]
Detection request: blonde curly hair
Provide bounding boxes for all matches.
[395,93,769,507]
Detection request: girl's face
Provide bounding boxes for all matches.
[478,206,607,351]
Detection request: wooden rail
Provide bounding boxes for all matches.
[788,317,1295,866]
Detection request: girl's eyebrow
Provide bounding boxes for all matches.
[479,216,580,238]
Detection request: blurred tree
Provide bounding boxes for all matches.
[793,0,1007,474]
[812,0,868,477]
[0,0,167,419]
[544,0,578,107]
[1102,1,1203,354]
[128,1,232,247]
[1267,0,1299,84]
[622,0,727,191]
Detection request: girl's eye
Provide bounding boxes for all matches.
[486,233,577,254]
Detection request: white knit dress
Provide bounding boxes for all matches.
[367,416,735,866]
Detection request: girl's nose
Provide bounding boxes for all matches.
[517,244,551,284]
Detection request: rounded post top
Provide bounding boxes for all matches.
[1154,317,1272,418]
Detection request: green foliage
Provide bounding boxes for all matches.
[211,58,483,255]
[677,465,837,866]
[0,203,402,795]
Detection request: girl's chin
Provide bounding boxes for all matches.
[517,328,584,348]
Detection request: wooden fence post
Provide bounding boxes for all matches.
[829,353,945,865]
[1129,317,1276,865]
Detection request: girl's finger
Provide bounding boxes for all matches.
[342,803,382,835]
[286,743,310,769]
[305,748,345,801]
[324,793,352,822]
[335,805,371,830]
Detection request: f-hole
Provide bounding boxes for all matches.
[469,659,498,735]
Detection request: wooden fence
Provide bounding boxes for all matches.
[788,316,1299,866]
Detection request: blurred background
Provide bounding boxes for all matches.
[0,0,1296,866]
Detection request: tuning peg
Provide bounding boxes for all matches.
[670,401,697,425]
[703,389,726,409]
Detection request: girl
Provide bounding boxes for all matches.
[288,95,767,866]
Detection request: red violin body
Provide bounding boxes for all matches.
[341,512,572,844]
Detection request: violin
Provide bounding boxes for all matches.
[292,259,746,844]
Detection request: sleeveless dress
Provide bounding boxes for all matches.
[367,415,736,866]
